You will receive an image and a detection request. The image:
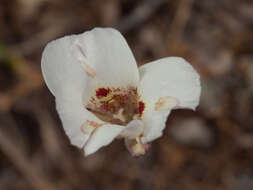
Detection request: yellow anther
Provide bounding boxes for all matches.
[113,108,126,122]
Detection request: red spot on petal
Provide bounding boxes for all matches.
[138,101,145,116]
[96,88,111,98]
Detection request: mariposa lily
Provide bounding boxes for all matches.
[41,28,201,156]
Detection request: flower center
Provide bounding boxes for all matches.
[86,87,145,125]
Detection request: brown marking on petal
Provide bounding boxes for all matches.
[83,63,96,78]
[86,120,103,128]
[81,123,94,135]
[155,98,165,110]
[80,120,103,135]
[75,44,96,78]
[155,96,179,111]
[76,44,86,57]
[81,125,92,135]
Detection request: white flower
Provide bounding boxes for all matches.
[41,28,201,156]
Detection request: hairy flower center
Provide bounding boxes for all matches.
[86,87,145,125]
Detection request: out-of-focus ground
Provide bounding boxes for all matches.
[0,0,253,189]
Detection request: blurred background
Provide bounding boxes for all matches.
[1,0,253,189]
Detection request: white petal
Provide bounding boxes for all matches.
[138,57,201,143]
[42,35,100,147]
[41,28,140,150]
[154,96,180,111]
[119,120,144,139]
[141,110,171,144]
[138,57,201,110]
[56,96,102,148]
[84,125,124,156]
[41,34,88,97]
[71,27,139,88]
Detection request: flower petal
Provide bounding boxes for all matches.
[42,34,103,148]
[138,57,201,143]
[84,125,124,156]
[41,34,88,97]
[119,120,144,139]
[71,27,139,88]
[138,57,201,110]
[56,96,103,148]
[141,110,171,144]
[41,28,140,151]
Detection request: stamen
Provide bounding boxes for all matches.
[86,87,145,126]
[113,108,126,122]
[155,96,179,111]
